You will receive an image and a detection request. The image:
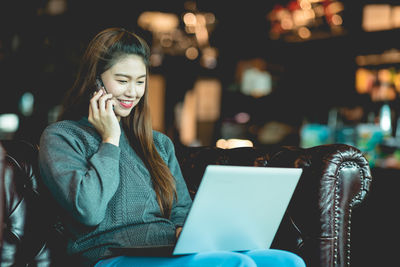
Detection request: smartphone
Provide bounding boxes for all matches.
[95,76,114,110]
[96,76,109,94]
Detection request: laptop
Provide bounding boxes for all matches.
[110,165,302,257]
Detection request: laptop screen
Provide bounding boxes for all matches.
[173,165,302,255]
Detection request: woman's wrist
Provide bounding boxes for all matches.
[103,137,120,146]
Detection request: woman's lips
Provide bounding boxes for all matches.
[119,100,134,109]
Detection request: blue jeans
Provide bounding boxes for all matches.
[95,249,306,267]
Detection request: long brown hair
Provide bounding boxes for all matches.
[59,27,176,218]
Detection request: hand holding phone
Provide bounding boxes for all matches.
[89,77,120,146]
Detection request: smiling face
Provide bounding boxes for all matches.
[100,54,147,120]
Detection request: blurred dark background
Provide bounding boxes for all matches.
[1,0,393,145]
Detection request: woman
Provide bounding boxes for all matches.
[38,27,305,267]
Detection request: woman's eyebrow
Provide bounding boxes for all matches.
[115,73,146,79]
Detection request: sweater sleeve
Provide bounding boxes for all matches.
[162,135,192,227]
[38,124,121,226]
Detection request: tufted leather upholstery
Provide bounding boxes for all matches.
[0,140,68,267]
[173,144,372,267]
[0,140,372,267]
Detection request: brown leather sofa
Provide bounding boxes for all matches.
[0,139,372,267]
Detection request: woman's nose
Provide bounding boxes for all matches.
[126,83,137,97]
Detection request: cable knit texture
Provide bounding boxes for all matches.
[38,117,192,266]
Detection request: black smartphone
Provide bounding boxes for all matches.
[96,76,109,94]
[96,76,114,110]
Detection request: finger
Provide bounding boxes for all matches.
[105,98,115,113]
[91,89,103,101]
[98,95,106,112]
[88,108,96,125]
[99,94,113,112]
[88,103,93,118]
[90,90,103,117]
[90,90,103,108]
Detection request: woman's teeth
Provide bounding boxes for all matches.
[119,100,134,108]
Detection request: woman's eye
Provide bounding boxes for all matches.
[118,80,127,84]
[137,80,145,85]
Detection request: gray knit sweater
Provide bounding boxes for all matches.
[38,117,192,266]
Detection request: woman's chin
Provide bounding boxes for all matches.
[115,109,133,118]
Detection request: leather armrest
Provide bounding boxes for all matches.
[282,144,372,267]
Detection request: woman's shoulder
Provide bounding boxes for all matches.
[152,130,172,144]
[42,120,76,134]
[44,118,91,133]
[41,118,97,143]
[152,130,175,152]
[40,118,100,154]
